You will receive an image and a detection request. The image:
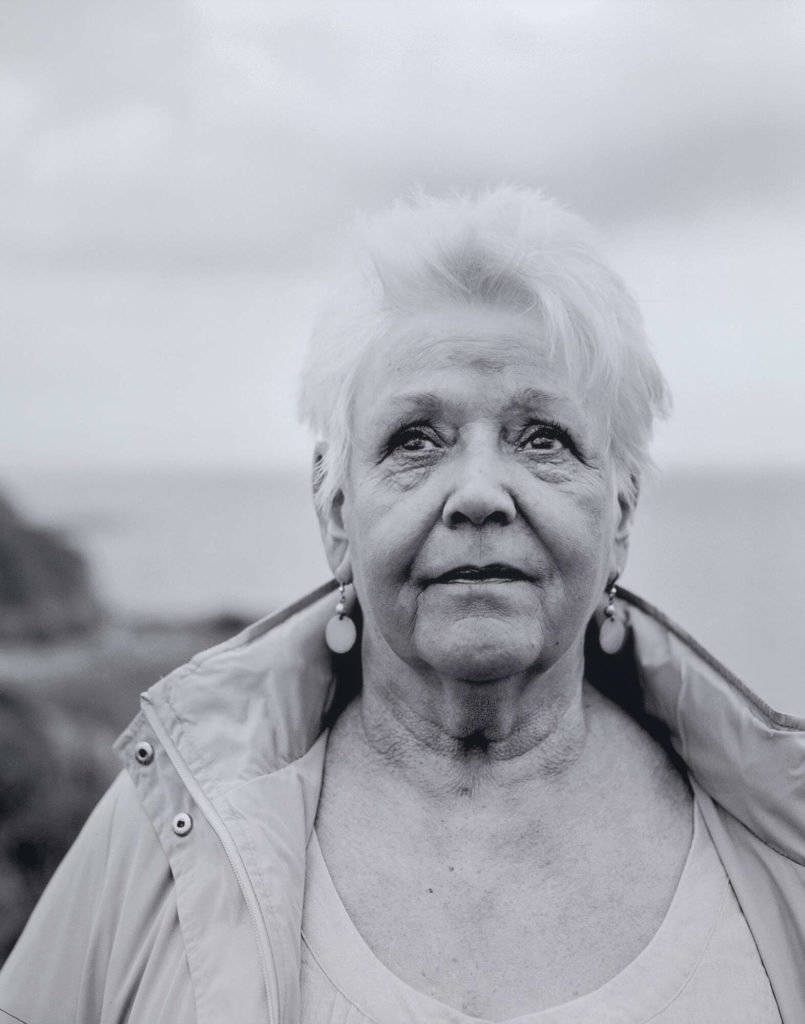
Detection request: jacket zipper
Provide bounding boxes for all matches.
[142,699,280,1024]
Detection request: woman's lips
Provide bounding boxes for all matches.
[431,563,532,584]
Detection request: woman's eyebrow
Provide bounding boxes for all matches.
[382,392,443,418]
[506,387,569,413]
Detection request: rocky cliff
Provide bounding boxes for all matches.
[0,492,100,640]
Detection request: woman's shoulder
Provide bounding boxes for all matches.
[0,771,195,1024]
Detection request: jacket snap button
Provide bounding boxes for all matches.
[134,741,154,765]
[172,812,193,836]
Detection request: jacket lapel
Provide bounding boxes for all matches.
[117,585,336,1023]
[622,590,805,1020]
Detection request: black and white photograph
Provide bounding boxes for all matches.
[1,2,804,1021]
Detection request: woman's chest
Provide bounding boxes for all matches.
[315,800,692,1018]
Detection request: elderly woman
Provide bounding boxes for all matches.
[1,187,803,1024]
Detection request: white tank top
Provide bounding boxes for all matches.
[300,801,781,1023]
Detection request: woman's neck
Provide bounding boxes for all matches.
[352,637,592,797]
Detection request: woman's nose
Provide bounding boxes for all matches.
[441,452,517,527]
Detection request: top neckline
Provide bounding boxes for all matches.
[301,799,729,1024]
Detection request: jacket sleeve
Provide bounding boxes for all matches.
[0,771,196,1024]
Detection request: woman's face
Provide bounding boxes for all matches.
[322,302,633,683]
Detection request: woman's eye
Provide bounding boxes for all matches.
[388,427,439,455]
[400,435,430,451]
[518,424,570,452]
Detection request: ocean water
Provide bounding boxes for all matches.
[6,467,805,715]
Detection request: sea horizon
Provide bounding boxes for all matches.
[4,464,804,714]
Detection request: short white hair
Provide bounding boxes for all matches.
[299,185,671,515]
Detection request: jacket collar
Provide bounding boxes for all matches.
[622,588,805,864]
[135,581,805,862]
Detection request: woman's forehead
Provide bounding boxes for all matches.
[354,305,591,415]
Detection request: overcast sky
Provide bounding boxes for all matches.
[2,0,804,473]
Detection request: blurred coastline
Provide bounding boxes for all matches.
[0,479,253,960]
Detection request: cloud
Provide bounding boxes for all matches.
[1,1,803,269]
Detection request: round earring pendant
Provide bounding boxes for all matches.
[325,614,357,654]
[599,614,627,655]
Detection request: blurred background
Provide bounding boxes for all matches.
[1,0,804,959]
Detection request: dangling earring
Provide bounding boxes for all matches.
[325,579,357,654]
[599,578,627,655]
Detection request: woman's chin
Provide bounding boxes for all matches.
[414,616,544,682]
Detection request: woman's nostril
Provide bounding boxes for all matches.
[442,479,517,527]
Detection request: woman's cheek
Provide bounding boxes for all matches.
[350,489,425,582]
[536,480,613,567]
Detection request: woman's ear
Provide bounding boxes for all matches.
[312,444,351,581]
[612,475,639,574]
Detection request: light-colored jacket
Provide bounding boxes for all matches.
[2,583,805,1024]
